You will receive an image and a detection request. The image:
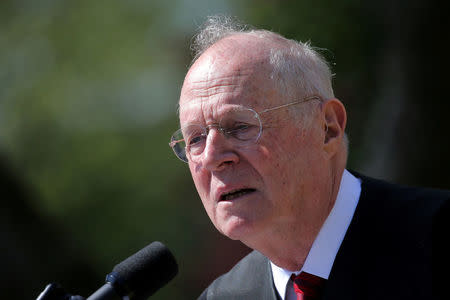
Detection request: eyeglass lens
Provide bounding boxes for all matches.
[170,107,262,162]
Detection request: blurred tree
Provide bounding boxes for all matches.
[0,154,97,299]
[1,0,448,299]
[357,0,450,189]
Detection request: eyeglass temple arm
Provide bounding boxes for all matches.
[169,139,184,147]
[258,96,321,114]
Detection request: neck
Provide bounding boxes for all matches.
[244,165,346,271]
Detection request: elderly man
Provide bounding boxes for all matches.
[170,16,448,300]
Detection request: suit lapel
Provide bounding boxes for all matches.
[322,174,378,300]
[206,250,279,300]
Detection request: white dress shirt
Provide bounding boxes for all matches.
[270,169,362,300]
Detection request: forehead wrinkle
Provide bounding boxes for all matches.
[179,37,279,122]
[189,72,251,99]
[180,66,256,115]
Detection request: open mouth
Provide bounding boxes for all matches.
[220,188,256,201]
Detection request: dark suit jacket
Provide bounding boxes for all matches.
[198,175,449,300]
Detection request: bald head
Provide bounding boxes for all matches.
[188,16,335,102]
[189,33,273,81]
[180,34,280,117]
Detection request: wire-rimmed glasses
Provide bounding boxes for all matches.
[169,95,321,163]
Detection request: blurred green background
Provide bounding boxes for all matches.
[1,0,448,299]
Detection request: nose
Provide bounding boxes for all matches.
[200,128,239,171]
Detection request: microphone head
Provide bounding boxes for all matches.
[108,241,178,299]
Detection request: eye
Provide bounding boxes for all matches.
[186,132,207,155]
[188,134,206,145]
[181,124,207,147]
[228,123,251,133]
[226,123,259,140]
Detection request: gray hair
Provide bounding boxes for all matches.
[191,15,335,101]
[189,15,348,154]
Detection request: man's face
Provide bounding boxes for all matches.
[178,38,328,245]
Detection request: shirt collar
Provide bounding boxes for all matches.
[270,169,361,299]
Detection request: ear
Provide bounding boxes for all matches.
[322,99,347,154]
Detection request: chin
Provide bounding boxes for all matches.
[216,215,259,241]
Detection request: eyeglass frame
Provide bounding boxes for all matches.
[169,95,322,163]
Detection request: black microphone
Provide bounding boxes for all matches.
[87,241,178,300]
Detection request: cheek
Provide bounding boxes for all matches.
[252,140,294,198]
[189,164,211,200]
[260,127,305,165]
[189,163,221,219]
[257,128,317,190]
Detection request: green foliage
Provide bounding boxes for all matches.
[2,0,448,299]
[0,1,205,298]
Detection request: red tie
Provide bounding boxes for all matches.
[291,272,326,300]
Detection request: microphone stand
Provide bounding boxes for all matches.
[36,283,85,300]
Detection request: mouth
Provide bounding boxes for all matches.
[220,188,256,201]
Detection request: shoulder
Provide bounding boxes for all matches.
[353,172,449,221]
[340,173,450,297]
[198,250,278,300]
[328,172,449,299]
[353,173,449,241]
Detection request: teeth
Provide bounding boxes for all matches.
[222,189,254,200]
